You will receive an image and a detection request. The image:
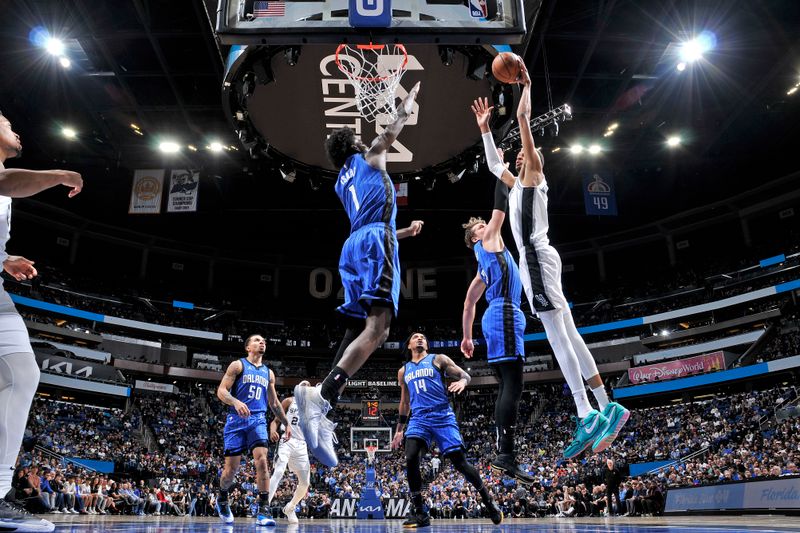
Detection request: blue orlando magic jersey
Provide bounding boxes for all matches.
[231,358,270,415]
[474,241,523,306]
[334,153,397,234]
[404,354,449,414]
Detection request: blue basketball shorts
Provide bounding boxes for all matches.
[223,412,268,456]
[482,299,526,364]
[405,409,464,455]
[337,222,400,319]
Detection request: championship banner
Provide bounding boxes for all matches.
[583,172,618,216]
[395,182,408,206]
[129,169,164,214]
[167,170,200,213]
[628,351,726,385]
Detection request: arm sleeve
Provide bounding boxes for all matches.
[493,179,509,213]
[482,132,507,180]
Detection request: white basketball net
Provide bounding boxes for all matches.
[336,43,408,123]
[365,445,378,465]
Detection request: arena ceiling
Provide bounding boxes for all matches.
[0,0,798,261]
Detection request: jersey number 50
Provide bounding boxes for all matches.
[247,385,263,401]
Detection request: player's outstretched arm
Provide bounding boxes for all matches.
[515,65,544,187]
[267,370,291,439]
[269,397,293,442]
[434,354,471,395]
[0,168,83,198]
[391,367,410,450]
[471,98,515,188]
[397,220,424,239]
[365,82,421,168]
[481,179,510,253]
[461,274,486,359]
[217,360,250,418]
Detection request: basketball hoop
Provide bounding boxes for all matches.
[335,43,408,123]
[365,444,378,465]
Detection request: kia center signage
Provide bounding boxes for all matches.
[35,351,119,382]
[232,45,495,177]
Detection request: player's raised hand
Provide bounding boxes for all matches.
[448,379,468,395]
[518,61,531,86]
[460,338,474,359]
[408,220,424,237]
[391,430,404,450]
[283,425,292,442]
[270,427,280,442]
[234,399,251,418]
[3,256,37,281]
[400,81,421,117]
[471,97,494,133]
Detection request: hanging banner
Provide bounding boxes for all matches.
[129,169,164,214]
[583,172,618,216]
[167,170,200,213]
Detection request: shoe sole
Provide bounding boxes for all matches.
[403,523,431,528]
[490,463,534,485]
[563,436,594,459]
[0,519,55,533]
[592,409,630,453]
[257,518,277,526]
[293,385,318,450]
[491,511,504,525]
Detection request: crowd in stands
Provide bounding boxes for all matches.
[757,317,800,363]
[15,380,800,520]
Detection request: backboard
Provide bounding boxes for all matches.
[351,426,393,453]
[216,0,527,45]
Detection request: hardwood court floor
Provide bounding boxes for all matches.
[47,515,800,532]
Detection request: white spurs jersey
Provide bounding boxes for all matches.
[282,399,305,442]
[509,176,550,251]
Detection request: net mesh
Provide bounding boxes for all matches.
[336,44,408,123]
[365,445,378,465]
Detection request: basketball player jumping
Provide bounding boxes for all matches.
[0,111,82,533]
[295,82,423,468]
[267,382,311,524]
[392,333,503,528]
[216,334,291,526]
[472,63,629,459]
[460,181,534,485]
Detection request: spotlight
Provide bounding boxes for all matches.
[61,127,76,139]
[208,142,224,153]
[58,56,71,69]
[666,136,682,147]
[608,123,619,131]
[159,141,180,154]
[130,123,140,130]
[660,329,669,337]
[414,176,422,181]
[280,164,296,183]
[603,130,614,137]
[588,144,601,155]
[551,147,561,153]
[284,47,301,66]
[676,62,686,72]
[679,40,703,63]
[45,37,65,56]
[569,144,584,154]
[447,169,466,184]
[788,87,798,96]
[187,145,198,152]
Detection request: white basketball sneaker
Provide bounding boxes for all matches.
[283,502,299,524]
[294,383,331,451]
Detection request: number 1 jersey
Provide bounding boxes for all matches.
[334,153,397,234]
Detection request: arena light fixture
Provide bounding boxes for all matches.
[45,37,65,56]
[608,123,619,131]
[208,141,224,153]
[187,145,198,152]
[588,144,602,155]
[676,61,687,72]
[666,135,682,147]
[61,127,77,139]
[159,141,181,154]
[569,144,584,155]
[679,31,716,64]
[660,329,670,337]
[788,87,798,96]
[551,146,561,153]
[58,56,71,69]
[603,130,614,138]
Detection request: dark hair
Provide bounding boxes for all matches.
[244,334,263,351]
[325,127,360,168]
[403,332,427,361]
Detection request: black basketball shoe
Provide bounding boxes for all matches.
[402,511,431,528]
[491,453,535,485]
[486,498,504,525]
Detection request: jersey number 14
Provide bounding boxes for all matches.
[413,380,428,395]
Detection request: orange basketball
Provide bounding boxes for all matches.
[491,52,523,84]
